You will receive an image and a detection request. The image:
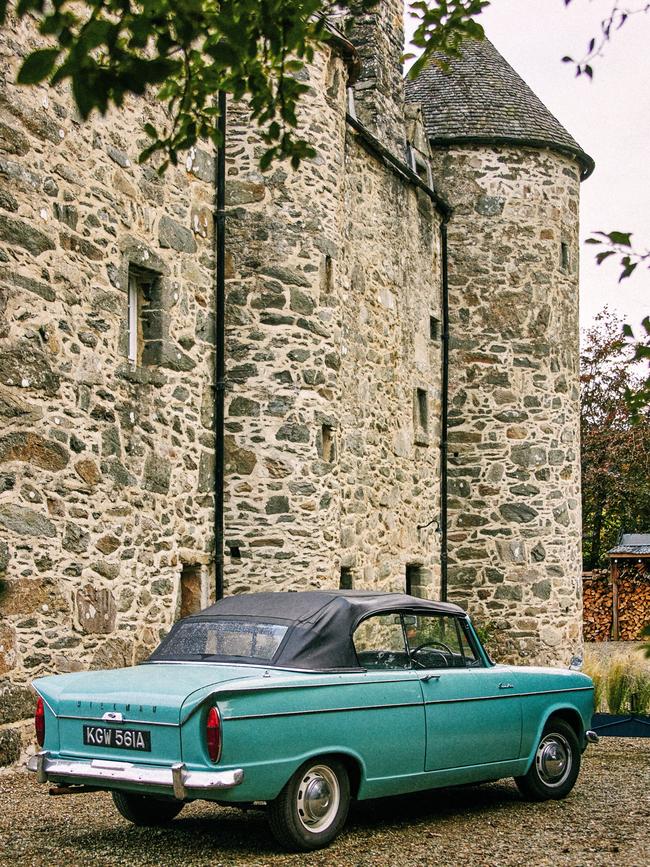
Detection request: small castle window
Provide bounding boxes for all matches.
[179,563,202,619]
[429,316,440,341]
[323,254,333,293]
[406,564,426,598]
[407,143,432,187]
[414,388,429,443]
[321,424,336,463]
[128,265,163,366]
[560,242,570,271]
[340,567,353,590]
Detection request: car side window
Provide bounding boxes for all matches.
[405,614,480,669]
[353,614,410,670]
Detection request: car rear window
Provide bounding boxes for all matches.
[150,619,288,663]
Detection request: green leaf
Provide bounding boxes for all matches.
[17,48,60,85]
[608,231,632,246]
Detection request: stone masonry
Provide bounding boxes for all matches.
[0,4,592,766]
[0,16,217,765]
[429,144,583,664]
[222,30,442,595]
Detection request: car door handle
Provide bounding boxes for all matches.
[419,674,441,682]
[499,682,514,689]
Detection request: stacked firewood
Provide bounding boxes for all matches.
[583,563,650,641]
[617,563,650,640]
[582,571,613,641]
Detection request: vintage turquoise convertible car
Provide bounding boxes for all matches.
[28,591,597,850]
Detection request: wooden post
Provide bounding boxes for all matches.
[611,560,619,641]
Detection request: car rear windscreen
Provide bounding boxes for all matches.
[149,619,288,662]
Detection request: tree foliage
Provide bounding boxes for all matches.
[561,0,650,78]
[581,309,650,569]
[0,0,492,171]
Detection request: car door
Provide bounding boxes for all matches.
[406,613,522,772]
[352,612,426,783]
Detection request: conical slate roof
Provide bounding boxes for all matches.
[405,37,594,179]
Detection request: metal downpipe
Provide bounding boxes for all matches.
[214,90,227,601]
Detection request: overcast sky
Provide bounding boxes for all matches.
[405,0,650,336]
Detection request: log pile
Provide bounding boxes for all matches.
[617,564,650,640]
[583,562,650,641]
[583,571,613,641]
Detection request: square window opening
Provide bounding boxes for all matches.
[128,265,163,366]
[180,563,202,620]
[340,567,353,591]
[406,564,426,598]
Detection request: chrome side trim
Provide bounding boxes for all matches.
[423,686,593,707]
[226,685,593,721]
[228,701,423,721]
[27,752,243,799]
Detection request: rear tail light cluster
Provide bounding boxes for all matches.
[35,697,45,746]
[206,706,222,763]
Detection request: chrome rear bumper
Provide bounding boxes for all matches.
[27,751,244,800]
[585,730,600,744]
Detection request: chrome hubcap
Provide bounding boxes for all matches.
[296,765,340,832]
[536,733,571,787]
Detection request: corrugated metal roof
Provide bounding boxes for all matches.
[405,37,594,179]
[620,533,650,546]
[608,546,650,556]
[608,533,650,554]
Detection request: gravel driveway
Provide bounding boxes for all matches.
[1,738,648,866]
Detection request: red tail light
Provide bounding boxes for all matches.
[206,706,221,763]
[35,697,45,746]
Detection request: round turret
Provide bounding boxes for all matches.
[407,38,594,664]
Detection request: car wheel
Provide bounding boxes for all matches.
[515,718,580,801]
[268,758,350,851]
[112,790,184,825]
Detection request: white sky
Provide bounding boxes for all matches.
[405,0,650,334]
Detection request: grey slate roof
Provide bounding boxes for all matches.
[608,533,650,556]
[405,37,594,179]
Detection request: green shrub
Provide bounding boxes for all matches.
[606,658,634,715]
[583,658,605,713]
[630,667,650,714]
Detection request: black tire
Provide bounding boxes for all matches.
[112,790,184,826]
[515,718,580,801]
[268,757,350,851]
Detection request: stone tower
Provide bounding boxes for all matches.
[407,38,594,664]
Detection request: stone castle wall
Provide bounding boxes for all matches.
[222,43,442,595]
[0,5,588,767]
[0,18,217,764]
[0,19,442,766]
[428,144,583,665]
[338,133,442,591]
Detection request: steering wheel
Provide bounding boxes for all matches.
[410,641,453,668]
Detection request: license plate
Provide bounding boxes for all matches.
[83,725,151,752]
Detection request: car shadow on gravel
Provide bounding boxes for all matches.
[63,782,523,858]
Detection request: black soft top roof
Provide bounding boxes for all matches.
[185,591,466,670]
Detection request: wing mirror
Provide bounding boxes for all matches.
[568,655,583,671]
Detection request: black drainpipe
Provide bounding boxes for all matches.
[440,220,450,602]
[214,90,227,601]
